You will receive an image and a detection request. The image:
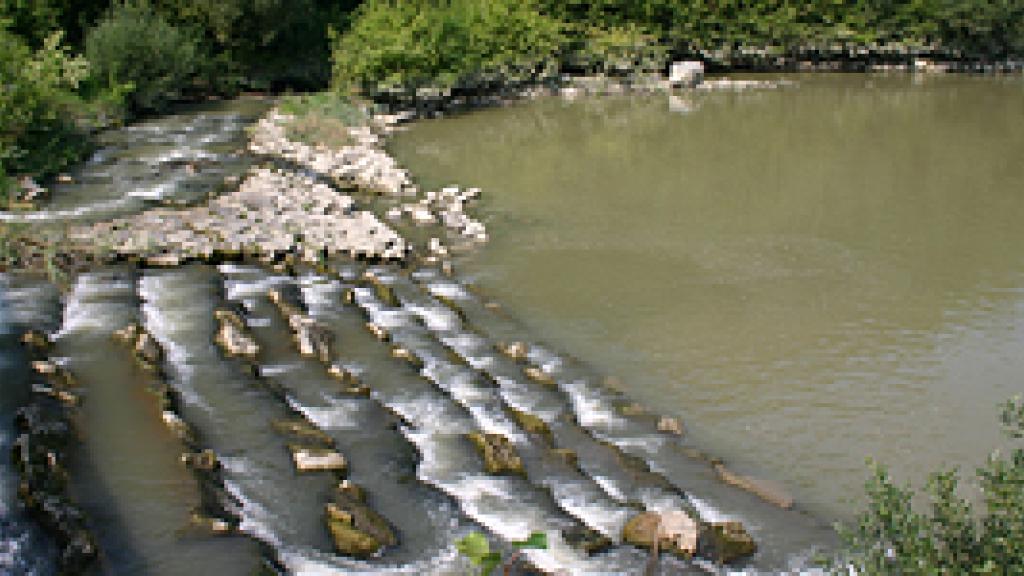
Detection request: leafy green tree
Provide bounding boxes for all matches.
[85,2,201,113]
[332,0,564,96]
[834,397,1024,574]
[1,24,90,194]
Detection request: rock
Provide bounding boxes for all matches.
[272,418,333,445]
[181,450,220,472]
[133,331,163,369]
[290,446,347,473]
[390,346,423,370]
[713,463,793,509]
[328,362,359,384]
[497,341,529,362]
[508,407,552,442]
[669,61,704,88]
[622,510,699,558]
[657,416,685,436]
[701,521,756,564]
[550,448,578,469]
[113,323,140,344]
[161,411,192,441]
[365,322,389,342]
[16,177,47,202]
[146,252,183,267]
[562,525,613,555]
[324,481,397,558]
[523,366,556,387]
[214,310,260,358]
[466,432,524,476]
[31,360,58,375]
[20,330,51,352]
[293,317,333,363]
[619,402,647,417]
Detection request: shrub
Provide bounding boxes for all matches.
[833,397,1024,574]
[0,25,90,189]
[85,3,201,113]
[332,0,564,95]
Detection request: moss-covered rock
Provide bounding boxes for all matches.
[701,521,757,564]
[508,407,552,443]
[325,481,398,558]
[466,432,524,476]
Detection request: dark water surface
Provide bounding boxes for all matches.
[390,73,1024,520]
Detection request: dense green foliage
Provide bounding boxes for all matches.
[834,398,1024,574]
[333,0,563,95]
[3,0,1023,188]
[85,3,200,113]
[332,0,1024,95]
[0,25,91,198]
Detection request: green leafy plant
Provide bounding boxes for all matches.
[456,531,548,576]
[832,397,1024,575]
[85,2,201,114]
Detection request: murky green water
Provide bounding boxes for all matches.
[391,73,1024,519]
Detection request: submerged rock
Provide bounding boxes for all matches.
[713,462,794,509]
[496,341,529,362]
[466,432,524,476]
[701,521,757,564]
[13,402,98,573]
[508,407,552,443]
[657,416,685,436]
[325,481,397,558]
[523,366,556,387]
[272,418,333,445]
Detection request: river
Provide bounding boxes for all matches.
[1,74,1021,575]
[390,73,1024,520]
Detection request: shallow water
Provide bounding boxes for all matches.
[0,99,267,225]
[390,73,1024,520]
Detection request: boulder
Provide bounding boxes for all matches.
[466,432,524,476]
[391,346,423,370]
[562,525,613,555]
[669,61,705,88]
[181,450,219,472]
[622,510,699,558]
[365,322,389,342]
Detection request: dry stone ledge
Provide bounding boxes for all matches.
[213,310,260,358]
[249,110,415,197]
[70,167,408,264]
[290,446,347,473]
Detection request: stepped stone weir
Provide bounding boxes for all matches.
[137,265,341,567]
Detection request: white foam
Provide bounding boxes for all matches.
[292,399,361,430]
[426,282,469,301]
[592,475,628,503]
[562,379,626,429]
[409,303,460,332]
[547,481,631,538]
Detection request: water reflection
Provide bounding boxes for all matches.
[391,73,1024,519]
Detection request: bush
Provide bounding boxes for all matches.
[833,397,1024,574]
[0,25,91,192]
[85,3,201,113]
[332,0,564,95]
